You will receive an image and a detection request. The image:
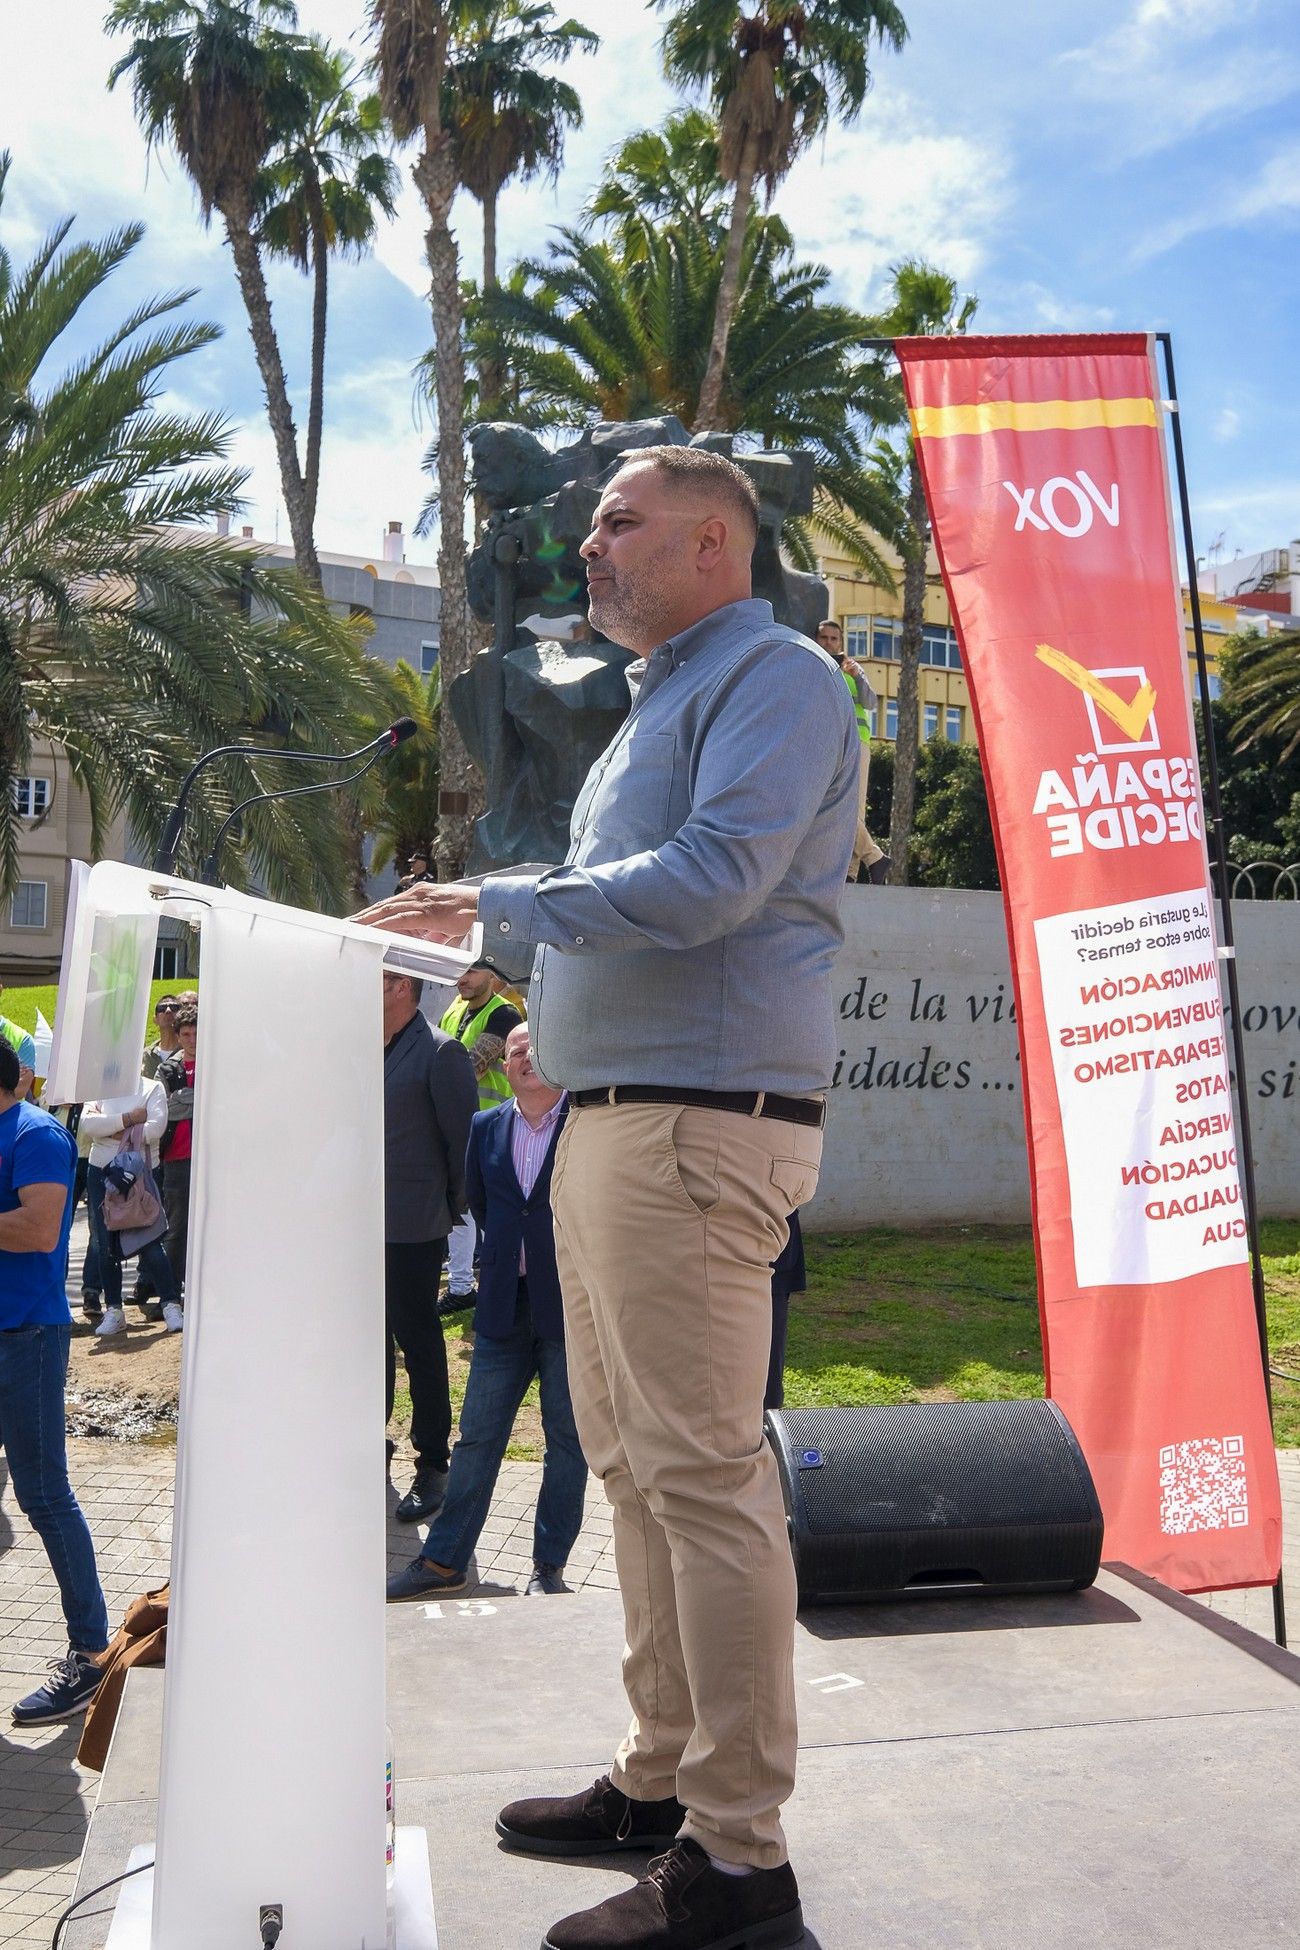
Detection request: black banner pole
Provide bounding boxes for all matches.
[1157,330,1286,1649]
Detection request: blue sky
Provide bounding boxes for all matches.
[5,0,1299,571]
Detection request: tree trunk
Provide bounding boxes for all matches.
[304,172,329,530]
[694,135,757,433]
[414,131,477,880]
[478,181,504,420]
[888,456,928,884]
[221,201,319,585]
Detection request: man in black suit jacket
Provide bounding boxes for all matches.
[382,972,478,1524]
[387,1023,588,1600]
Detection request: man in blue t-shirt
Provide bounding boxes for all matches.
[0,1038,110,1726]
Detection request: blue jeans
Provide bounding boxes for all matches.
[421,1286,587,1575]
[86,1163,178,1310]
[0,1324,109,1652]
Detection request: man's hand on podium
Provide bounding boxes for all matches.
[355,880,481,946]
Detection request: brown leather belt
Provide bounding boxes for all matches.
[570,1085,826,1129]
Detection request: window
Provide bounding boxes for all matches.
[844,615,870,659]
[11,777,50,818]
[11,881,47,929]
[154,942,183,979]
[420,639,439,677]
[872,618,903,662]
[924,703,940,740]
[885,698,898,740]
[920,625,962,669]
[946,705,965,742]
[865,702,878,736]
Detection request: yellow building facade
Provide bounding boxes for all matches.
[818,537,1255,748]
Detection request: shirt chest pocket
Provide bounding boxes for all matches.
[583,731,678,852]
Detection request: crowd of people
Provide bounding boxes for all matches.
[76,991,199,1337]
[4,444,855,1950]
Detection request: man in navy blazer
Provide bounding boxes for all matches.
[387,1024,588,1601]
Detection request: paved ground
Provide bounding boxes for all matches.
[0,1437,617,1949]
[0,1222,1295,1946]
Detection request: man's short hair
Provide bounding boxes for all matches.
[0,1040,19,1093]
[172,1002,198,1029]
[616,446,760,550]
[818,618,843,638]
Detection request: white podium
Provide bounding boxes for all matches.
[49,862,475,1950]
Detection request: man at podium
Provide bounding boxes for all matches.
[365,446,857,1950]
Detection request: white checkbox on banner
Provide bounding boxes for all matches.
[1082,665,1161,755]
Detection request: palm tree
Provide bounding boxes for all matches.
[257,42,399,528]
[358,661,442,879]
[0,157,388,910]
[107,0,322,583]
[471,206,899,584]
[367,0,476,878]
[446,2,595,298]
[864,258,976,884]
[586,107,732,248]
[1221,629,1300,760]
[657,0,907,432]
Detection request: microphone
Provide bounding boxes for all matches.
[198,721,421,887]
[153,721,421,877]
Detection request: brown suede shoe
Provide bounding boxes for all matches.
[542,1839,804,1949]
[497,1774,686,1856]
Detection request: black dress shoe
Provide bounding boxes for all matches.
[437,1286,476,1318]
[525,1562,568,1595]
[542,1838,803,1949]
[394,1467,449,1523]
[497,1774,686,1857]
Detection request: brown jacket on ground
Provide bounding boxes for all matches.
[78,1585,169,1772]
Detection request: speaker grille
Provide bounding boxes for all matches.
[767,1401,1103,1603]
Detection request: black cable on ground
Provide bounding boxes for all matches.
[51,1860,152,1948]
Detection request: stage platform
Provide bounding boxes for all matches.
[67,1567,1300,1949]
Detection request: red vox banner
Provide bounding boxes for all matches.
[896,332,1281,1592]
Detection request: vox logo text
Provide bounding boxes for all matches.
[1002,472,1120,537]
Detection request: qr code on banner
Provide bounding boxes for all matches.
[1158,1437,1249,1535]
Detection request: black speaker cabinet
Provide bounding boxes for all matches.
[766,1401,1103,1604]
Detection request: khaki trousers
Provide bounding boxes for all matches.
[852,742,884,876]
[551,1101,822,1867]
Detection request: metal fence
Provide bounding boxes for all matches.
[1230,860,1300,899]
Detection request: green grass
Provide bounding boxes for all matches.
[0,978,196,1036]
[792,1221,1300,1445]
[396,1221,1300,1463]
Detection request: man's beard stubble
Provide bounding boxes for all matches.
[586,537,679,650]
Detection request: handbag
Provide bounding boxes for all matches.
[101,1124,163,1232]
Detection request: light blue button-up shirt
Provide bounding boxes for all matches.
[478,598,859,1094]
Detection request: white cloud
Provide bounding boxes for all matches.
[994,282,1119,331]
[1058,0,1298,160]
[1133,139,1300,259]
[1067,0,1253,69]
[1213,405,1242,442]
[1190,476,1300,558]
[773,100,1010,309]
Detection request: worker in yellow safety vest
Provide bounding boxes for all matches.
[438,962,525,1301]
[816,619,888,883]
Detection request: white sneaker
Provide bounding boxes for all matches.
[94,1307,126,1339]
[162,1302,184,1334]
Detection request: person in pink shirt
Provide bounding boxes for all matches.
[156,1002,198,1312]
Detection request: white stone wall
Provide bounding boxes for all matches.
[811,887,1298,1231]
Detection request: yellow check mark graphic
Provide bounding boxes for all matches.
[1034,642,1158,743]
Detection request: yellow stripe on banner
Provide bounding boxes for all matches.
[911,397,1158,440]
